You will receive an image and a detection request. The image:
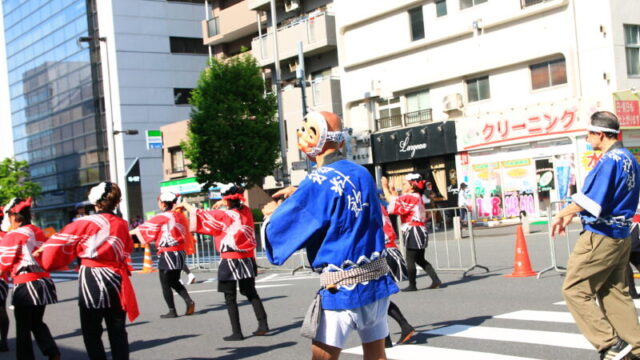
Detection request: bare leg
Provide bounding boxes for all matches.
[361,338,387,360]
[311,340,341,360]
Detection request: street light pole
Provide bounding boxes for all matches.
[270,0,290,186]
[79,36,136,218]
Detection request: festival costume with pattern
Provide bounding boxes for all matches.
[137,211,194,317]
[562,141,640,357]
[191,205,268,340]
[264,152,398,345]
[387,193,440,290]
[381,206,415,347]
[0,224,58,360]
[40,213,139,360]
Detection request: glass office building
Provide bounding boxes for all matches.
[3,0,107,228]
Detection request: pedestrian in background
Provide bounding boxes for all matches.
[382,173,442,291]
[0,207,8,352]
[551,111,640,360]
[458,182,472,225]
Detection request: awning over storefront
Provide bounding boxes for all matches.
[372,121,456,163]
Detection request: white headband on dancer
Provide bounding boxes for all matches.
[587,125,620,134]
[406,173,422,181]
[159,191,178,202]
[0,199,16,232]
[297,111,345,157]
[89,182,112,205]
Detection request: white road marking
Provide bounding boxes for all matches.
[344,344,542,360]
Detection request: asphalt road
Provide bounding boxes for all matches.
[3,223,634,359]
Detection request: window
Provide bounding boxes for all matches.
[173,88,194,105]
[408,7,425,41]
[167,0,205,4]
[169,37,208,54]
[625,25,640,76]
[406,90,432,124]
[170,147,185,173]
[530,59,567,89]
[466,76,490,102]
[436,0,447,17]
[460,0,487,10]
[376,97,402,129]
[520,0,550,7]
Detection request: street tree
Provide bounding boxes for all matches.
[183,54,279,189]
[0,158,41,205]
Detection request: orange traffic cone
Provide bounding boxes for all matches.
[140,245,156,273]
[505,225,537,277]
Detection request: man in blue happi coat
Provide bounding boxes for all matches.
[262,111,398,360]
[552,111,640,360]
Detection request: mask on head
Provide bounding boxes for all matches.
[297,111,344,158]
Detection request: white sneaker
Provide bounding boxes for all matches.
[187,273,197,285]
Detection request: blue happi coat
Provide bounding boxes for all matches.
[264,154,399,310]
[573,142,640,238]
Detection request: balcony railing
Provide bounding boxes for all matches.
[376,109,433,130]
[207,17,220,38]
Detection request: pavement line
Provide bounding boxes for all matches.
[423,325,592,350]
[188,284,293,294]
[496,310,640,323]
[256,274,278,282]
[554,298,640,308]
[343,344,542,360]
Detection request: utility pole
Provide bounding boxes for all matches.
[270,0,290,186]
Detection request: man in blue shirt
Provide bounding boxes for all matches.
[262,111,398,360]
[552,111,640,360]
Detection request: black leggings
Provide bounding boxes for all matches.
[0,294,8,342]
[14,305,58,360]
[405,248,440,287]
[80,306,128,360]
[159,269,192,310]
[223,279,267,335]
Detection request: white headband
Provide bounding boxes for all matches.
[159,191,178,202]
[302,112,345,157]
[587,125,620,134]
[406,173,422,181]
[89,182,110,205]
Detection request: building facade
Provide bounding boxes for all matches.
[2,0,209,228]
[336,0,640,219]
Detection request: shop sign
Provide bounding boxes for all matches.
[458,103,588,150]
[372,121,456,163]
[146,130,162,149]
[160,177,202,194]
[615,100,640,127]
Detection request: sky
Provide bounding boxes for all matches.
[0,1,13,160]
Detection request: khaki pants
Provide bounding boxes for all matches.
[562,230,640,354]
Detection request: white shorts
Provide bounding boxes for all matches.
[314,297,390,349]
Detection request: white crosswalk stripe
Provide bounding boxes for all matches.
[342,300,608,359]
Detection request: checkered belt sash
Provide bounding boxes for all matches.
[319,258,389,288]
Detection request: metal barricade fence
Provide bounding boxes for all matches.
[398,206,488,277]
[184,221,309,272]
[537,200,579,279]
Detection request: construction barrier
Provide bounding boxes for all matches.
[402,206,488,277]
[537,200,579,279]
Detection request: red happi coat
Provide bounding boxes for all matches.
[0,225,49,282]
[40,213,139,321]
[136,211,187,253]
[388,193,427,226]
[381,206,398,249]
[191,206,256,259]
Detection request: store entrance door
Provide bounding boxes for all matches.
[535,158,555,217]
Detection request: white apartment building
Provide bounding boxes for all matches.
[336,0,640,219]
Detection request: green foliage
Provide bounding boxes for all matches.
[183,55,279,190]
[251,208,264,223]
[0,158,41,206]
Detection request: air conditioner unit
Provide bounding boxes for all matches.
[284,0,300,12]
[288,60,299,73]
[443,93,464,112]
